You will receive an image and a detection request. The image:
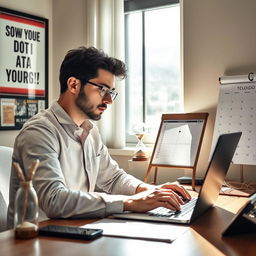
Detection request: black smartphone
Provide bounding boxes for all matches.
[39,225,103,240]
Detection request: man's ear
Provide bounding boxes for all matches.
[67,77,80,94]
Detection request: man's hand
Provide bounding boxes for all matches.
[157,182,191,201]
[124,182,191,213]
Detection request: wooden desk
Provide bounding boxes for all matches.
[0,195,255,256]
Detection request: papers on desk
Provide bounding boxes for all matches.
[81,218,188,243]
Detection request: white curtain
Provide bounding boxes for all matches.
[85,0,125,148]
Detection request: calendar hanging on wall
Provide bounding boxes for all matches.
[211,73,256,165]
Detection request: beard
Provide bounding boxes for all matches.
[75,88,107,121]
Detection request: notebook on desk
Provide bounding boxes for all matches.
[113,132,242,224]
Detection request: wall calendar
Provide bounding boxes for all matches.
[211,73,256,165]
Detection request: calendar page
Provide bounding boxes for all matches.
[211,80,256,165]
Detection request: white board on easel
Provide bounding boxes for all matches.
[211,73,256,165]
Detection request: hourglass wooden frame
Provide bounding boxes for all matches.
[144,113,208,190]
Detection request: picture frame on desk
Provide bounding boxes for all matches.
[0,7,48,130]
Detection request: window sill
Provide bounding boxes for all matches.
[108,144,153,157]
[108,147,135,156]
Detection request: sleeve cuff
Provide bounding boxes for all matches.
[117,175,144,195]
[98,193,127,215]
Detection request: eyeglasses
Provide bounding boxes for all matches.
[86,81,118,101]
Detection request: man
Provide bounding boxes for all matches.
[8,47,190,227]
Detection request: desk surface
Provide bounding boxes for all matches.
[0,194,255,256]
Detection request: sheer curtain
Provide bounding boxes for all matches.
[85,0,125,148]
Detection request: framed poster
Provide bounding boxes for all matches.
[0,7,48,130]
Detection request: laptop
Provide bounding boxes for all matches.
[113,132,242,224]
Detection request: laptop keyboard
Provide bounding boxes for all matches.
[148,197,197,218]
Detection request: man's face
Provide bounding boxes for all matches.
[75,69,115,120]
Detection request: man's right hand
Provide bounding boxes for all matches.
[123,188,186,213]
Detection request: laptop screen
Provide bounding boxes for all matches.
[191,132,242,221]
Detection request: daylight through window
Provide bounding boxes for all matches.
[125,3,182,143]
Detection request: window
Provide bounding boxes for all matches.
[125,1,182,143]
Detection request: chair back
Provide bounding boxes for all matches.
[0,146,13,232]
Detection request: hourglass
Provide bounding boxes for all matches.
[132,123,149,161]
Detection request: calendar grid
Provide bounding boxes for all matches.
[211,78,256,165]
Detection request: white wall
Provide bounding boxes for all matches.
[52,0,87,101]
[0,0,53,147]
[182,0,256,182]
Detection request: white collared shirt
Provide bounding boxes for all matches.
[8,101,142,227]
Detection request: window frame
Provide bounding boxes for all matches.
[124,0,179,13]
[124,0,182,144]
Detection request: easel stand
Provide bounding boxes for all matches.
[240,164,244,183]
[144,164,197,190]
[143,113,209,191]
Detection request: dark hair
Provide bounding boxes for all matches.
[59,46,127,93]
